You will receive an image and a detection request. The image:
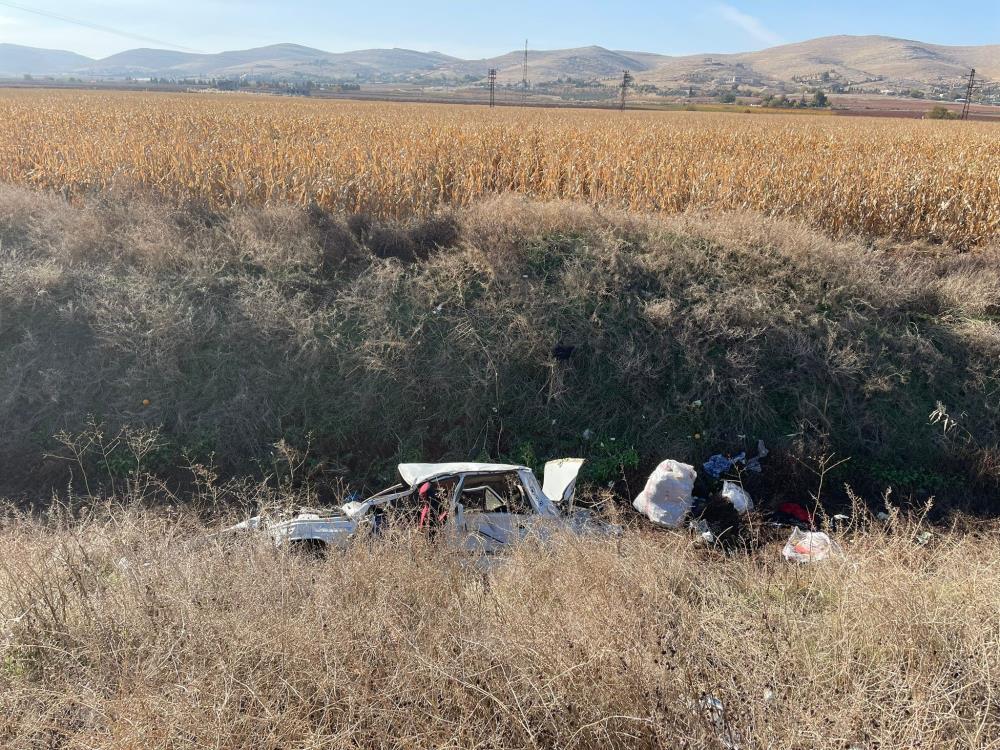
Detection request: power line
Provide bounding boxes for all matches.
[961,69,977,121]
[521,39,528,104]
[619,69,633,111]
[0,0,202,52]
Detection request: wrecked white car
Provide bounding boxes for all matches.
[226,459,616,554]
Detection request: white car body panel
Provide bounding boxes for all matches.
[268,513,358,549]
[542,458,586,507]
[398,463,523,487]
[227,459,607,552]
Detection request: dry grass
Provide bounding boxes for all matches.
[0,89,998,246]
[2,186,999,506]
[0,500,996,749]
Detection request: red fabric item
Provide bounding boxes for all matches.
[418,483,433,528]
[778,502,812,524]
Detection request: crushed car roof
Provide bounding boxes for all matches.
[398,463,525,487]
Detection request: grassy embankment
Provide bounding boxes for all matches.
[1,186,998,510]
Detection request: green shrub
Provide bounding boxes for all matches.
[926,105,960,120]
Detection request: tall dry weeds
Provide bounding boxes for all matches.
[0,502,995,749]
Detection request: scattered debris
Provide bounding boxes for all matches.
[828,513,852,532]
[703,453,743,479]
[745,440,769,473]
[720,481,753,513]
[782,528,841,563]
[689,518,717,546]
[632,459,697,528]
[698,694,742,750]
[703,440,769,478]
[774,502,813,527]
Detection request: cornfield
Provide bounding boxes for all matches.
[2,88,998,245]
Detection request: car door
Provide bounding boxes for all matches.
[541,458,585,508]
[454,473,533,554]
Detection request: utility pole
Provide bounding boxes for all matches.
[522,39,529,104]
[488,68,497,108]
[961,69,977,120]
[619,70,633,111]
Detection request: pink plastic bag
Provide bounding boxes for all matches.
[782,528,841,563]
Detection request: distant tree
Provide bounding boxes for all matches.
[810,89,829,107]
[718,90,737,104]
[926,105,959,120]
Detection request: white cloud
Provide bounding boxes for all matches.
[714,4,783,47]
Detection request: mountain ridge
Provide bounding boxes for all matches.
[0,35,995,87]
[0,43,94,76]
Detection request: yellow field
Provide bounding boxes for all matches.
[2,89,998,245]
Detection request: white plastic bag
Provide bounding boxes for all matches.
[782,528,840,563]
[633,460,696,528]
[720,481,753,513]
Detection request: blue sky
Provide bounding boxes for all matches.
[0,0,997,59]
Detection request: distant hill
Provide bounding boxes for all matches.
[0,35,995,88]
[642,35,1000,88]
[444,46,662,83]
[77,44,460,80]
[0,43,93,76]
[742,35,1000,82]
[84,48,196,76]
